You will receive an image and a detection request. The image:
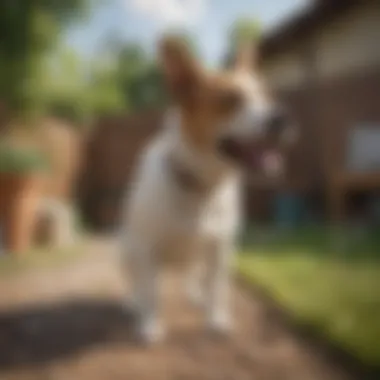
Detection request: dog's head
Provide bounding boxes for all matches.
[159,36,296,176]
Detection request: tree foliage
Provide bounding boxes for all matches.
[43,40,168,125]
[0,3,191,126]
[229,17,261,48]
[223,17,262,69]
[116,44,167,112]
[0,0,93,117]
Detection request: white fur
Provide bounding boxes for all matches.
[223,72,273,138]
[121,71,273,343]
[121,107,242,343]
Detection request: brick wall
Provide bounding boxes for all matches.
[245,67,380,222]
[78,110,163,229]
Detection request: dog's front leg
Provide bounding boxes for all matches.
[185,241,207,308]
[205,238,234,335]
[128,247,164,344]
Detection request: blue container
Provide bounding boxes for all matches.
[274,192,305,229]
[370,196,380,225]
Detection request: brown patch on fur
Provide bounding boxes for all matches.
[179,73,245,152]
[158,36,202,107]
[159,35,263,153]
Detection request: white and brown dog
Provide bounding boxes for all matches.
[121,36,293,344]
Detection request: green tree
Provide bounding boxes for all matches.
[223,17,261,68]
[41,43,125,125]
[40,45,91,124]
[116,44,167,111]
[229,17,261,47]
[44,30,194,123]
[87,54,126,119]
[0,0,95,119]
[115,32,198,112]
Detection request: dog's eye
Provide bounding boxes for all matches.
[217,90,243,113]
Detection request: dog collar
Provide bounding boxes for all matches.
[168,155,208,194]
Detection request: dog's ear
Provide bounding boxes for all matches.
[158,35,203,104]
[234,41,259,71]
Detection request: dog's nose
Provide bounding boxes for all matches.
[217,136,242,159]
[266,110,289,135]
[266,109,298,146]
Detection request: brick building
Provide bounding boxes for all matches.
[246,0,380,224]
[78,110,162,230]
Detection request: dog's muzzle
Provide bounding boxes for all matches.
[216,109,297,174]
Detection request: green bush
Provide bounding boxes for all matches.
[0,144,49,174]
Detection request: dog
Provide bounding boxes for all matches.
[121,36,294,344]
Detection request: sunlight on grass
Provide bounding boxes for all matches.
[237,230,380,366]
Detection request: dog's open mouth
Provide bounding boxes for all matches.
[217,137,286,177]
[250,147,285,177]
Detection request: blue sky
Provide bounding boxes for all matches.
[66,0,310,65]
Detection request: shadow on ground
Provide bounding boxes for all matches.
[0,300,135,370]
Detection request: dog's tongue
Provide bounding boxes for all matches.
[248,149,261,167]
[246,147,283,176]
[261,149,284,176]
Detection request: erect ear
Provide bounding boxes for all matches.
[158,35,203,103]
[234,40,259,71]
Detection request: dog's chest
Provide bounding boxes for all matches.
[125,132,241,263]
[153,190,237,264]
[156,173,240,251]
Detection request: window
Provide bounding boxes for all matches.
[346,125,380,172]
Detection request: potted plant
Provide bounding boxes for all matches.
[0,143,49,254]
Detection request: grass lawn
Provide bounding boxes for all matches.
[237,227,380,367]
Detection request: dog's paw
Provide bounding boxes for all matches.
[136,318,165,345]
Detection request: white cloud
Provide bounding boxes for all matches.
[126,0,206,28]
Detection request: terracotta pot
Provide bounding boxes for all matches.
[0,173,44,254]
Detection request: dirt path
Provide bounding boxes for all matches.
[0,238,363,380]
